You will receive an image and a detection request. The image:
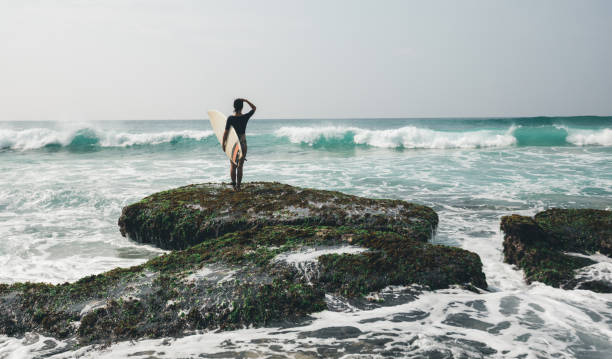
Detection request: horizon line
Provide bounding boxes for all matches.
[3,114,611,122]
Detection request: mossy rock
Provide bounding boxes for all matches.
[0,224,486,346]
[118,182,438,250]
[0,227,326,345]
[500,209,611,292]
[534,209,612,255]
[0,183,487,348]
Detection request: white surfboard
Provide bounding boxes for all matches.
[208,110,243,166]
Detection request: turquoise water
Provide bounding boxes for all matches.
[1,117,611,358]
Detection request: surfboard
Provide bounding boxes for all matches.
[208,110,243,166]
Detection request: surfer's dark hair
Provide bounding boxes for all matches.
[233,99,244,113]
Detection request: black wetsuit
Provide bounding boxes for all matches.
[225,109,255,136]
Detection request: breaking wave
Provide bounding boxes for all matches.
[275,126,517,149]
[0,128,214,151]
[1,121,610,153]
[275,125,612,149]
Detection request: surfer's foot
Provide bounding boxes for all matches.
[231,182,236,190]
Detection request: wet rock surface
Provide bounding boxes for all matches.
[501,208,612,292]
[0,182,487,348]
[118,182,439,250]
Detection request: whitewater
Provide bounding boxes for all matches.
[0,117,611,358]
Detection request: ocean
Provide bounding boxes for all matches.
[0,116,611,358]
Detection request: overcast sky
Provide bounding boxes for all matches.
[1,0,611,120]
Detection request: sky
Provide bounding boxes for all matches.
[1,0,611,120]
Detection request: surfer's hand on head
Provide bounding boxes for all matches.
[241,98,256,112]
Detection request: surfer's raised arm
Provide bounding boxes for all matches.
[240,98,256,113]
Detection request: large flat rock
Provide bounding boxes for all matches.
[118,182,438,250]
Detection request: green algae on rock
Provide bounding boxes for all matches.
[1,182,487,346]
[500,209,612,292]
[118,182,439,250]
[0,236,325,344]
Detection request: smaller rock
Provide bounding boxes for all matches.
[500,208,612,292]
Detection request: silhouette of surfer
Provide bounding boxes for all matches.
[222,98,256,191]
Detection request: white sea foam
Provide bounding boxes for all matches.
[564,252,612,286]
[274,245,367,282]
[273,245,367,264]
[574,262,612,285]
[566,252,612,264]
[275,125,517,149]
[566,128,612,146]
[183,265,237,283]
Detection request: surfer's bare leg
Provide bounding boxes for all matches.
[235,137,247,191]
[236,158,245,190]
[230,161,237,189]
